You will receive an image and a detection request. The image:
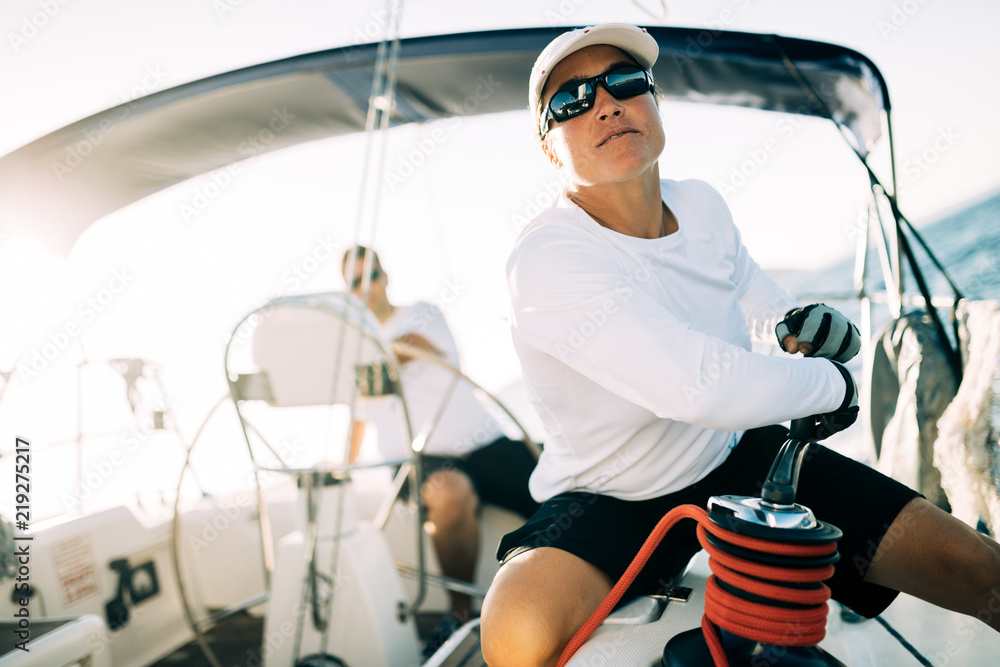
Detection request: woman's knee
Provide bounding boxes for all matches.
[481,569,561,666]
[481,597,559,667]
[481,547,614,667]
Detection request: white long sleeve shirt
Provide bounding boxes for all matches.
[506,179,845,501]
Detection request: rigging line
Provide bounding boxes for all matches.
[350,0,403,254]
[366,28,402,242]
[769,35,965,383]
[886,198,964,298]
[867,179,903,318]
[345,0,405,463]
[316,1,407,656]
[327,12,400,557]
[873,616,935,666]
[769,35,964,299]
[341,1,405,455]
[337,1,404,460]
[879,185,966,369]
[891,192,965,382]
[630,0,668,21]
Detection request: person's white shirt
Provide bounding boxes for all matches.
[356,302,503,459]
[507,179,845,502]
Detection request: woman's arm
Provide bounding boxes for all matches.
[508,224,844,431]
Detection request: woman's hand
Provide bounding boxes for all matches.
[775,304,860,363]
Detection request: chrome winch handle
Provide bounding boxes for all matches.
[760,417,816,507]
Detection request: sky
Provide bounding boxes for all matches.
[1,0,999,513]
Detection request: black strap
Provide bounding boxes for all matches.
[829,360,853,411]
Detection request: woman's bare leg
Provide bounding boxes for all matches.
[481,547,613,667]
[864,498,1000,631]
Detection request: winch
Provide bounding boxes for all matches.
[661,417,845,667]
[555,419,849,667]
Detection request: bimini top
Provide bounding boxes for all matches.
[0,26,888,255]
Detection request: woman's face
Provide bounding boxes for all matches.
[540,45,665,187]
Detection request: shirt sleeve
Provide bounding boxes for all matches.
[507,222,844,431]
[686,180,800,344]
[735,251,802,344]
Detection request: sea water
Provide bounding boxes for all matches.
[790,191,1000,476]
[797,190,1000,302]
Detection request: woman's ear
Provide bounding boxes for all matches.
[541,136,563,168]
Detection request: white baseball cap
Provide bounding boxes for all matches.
[528,24,659,116]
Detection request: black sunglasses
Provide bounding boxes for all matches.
[538,65,653,138]
[350,266,382,291]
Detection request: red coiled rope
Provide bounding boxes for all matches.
[555,504,838,667]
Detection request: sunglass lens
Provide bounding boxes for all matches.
[549,82,594,122]
[606,68,649,98]
[541,67,651,135]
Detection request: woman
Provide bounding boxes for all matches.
[480,23,1000,667]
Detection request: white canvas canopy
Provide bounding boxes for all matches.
[0,26,887,256]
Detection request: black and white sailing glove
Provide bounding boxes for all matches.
[808,360,859,440]
[775,304,860,363]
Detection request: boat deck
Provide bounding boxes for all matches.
[151,610,462,666]
[149,612,262,666]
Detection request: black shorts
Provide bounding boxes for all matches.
[414,436,540,519]
[496,425,922,618]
